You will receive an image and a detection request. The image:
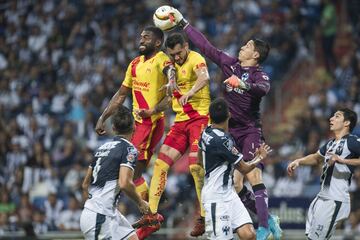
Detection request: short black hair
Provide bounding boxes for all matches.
[112,106,134,135]
[165,33,186,49]
[338,108,358,132]
[253,38,270,64]
[209,98,230,124]
[144,26,164,45]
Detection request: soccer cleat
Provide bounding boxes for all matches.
[190,216,205,237]
[268,214,282,240]
[256,226,271,240]
[132,213,164,228]
[136,224,161,240]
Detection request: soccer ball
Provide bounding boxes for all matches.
[153,5,177,31]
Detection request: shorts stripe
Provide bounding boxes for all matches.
[95,213,106,240]
[211,203,216,236]
[325,201,342,238]
[120,229,135,240]
[143,123,157,160]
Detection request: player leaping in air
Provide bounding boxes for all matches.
[133,32,210,239]
[167,7,282,240]
[95,26,177,207]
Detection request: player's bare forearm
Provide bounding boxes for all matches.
[154,95,172,113]
[119,167,143,206]
[296,153,323,166]
[99,85,129,121]
[191,67,210,94]
[82,167,92,199]
[236,160,256,175]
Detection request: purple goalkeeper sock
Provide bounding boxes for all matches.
[253,183,269,228]
[238,186,257,214]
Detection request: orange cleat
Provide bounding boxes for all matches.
[136,223,161,240]
[132,213,164,228]
[190,216,205,237]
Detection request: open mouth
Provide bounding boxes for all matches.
[139,45,146,51]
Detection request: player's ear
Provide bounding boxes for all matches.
[184,42,189,50]
[253,51,260,60]
[344,120,350,129]
[155,39,162,48]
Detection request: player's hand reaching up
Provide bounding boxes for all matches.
[287,160,299,176]
[256,143,272,160]
[138,200,150,214]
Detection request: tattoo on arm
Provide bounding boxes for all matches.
[154,96,172,113]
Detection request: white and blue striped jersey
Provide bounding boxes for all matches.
[317,134,360,202]
[84,136,137,216]
[199,126,243,202]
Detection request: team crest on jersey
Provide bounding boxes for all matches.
[222,226,231,235]
[126,147,137,163]
[241,72,249,82]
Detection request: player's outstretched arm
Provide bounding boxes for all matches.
[236,143,271,174]
[170,7,234,67]
[95,85,130,135]
[287,153,323,176]
[119,166,150,214]
[179,66,210,106]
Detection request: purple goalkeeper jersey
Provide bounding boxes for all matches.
[184,24,270,129]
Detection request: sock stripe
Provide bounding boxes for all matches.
[158,152,174,166]
[134,177,145,186]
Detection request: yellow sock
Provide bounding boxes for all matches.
[134,177,149,201]
[149,159,170,213]
[189,164,205,217]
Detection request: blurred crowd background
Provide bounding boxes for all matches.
[0,0,360,238]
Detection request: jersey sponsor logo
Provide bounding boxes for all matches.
[220,215,230,221]
[98,141,120,150]
[95,150,110,157]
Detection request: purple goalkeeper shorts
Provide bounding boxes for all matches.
[229,126,265,170]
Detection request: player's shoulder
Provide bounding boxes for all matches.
[156,51,172,66]
[346,134,360,145]
[253,68,270,81]
[130,56,141,65]
[189,50,206,62]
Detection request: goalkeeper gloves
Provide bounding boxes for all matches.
[224,75,250,90]
[169,7,189,28]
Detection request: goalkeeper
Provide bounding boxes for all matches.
[168,7,282,240]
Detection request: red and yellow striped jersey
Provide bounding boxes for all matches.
[122,51,172,124]
[172,51,210,122]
